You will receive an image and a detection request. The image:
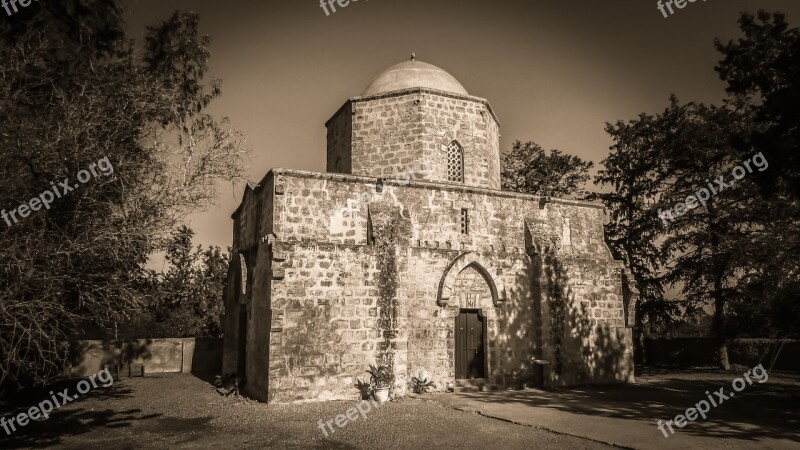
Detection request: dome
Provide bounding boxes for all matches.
[361,59,468,96]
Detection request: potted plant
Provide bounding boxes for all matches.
[355,377,372,400]
[409,368,436,394]
[366,363,394,403]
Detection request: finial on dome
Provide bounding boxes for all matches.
[411,52,416,61]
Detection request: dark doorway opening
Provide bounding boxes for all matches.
[237,307,247,378]
[455,310,486,379]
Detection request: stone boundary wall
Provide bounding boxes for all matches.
[644,338,800,372]
[66,338,223,377]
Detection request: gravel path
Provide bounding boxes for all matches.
[2,374,614,449]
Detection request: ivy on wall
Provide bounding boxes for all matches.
[375,212,401,383]
[545,252,566,375]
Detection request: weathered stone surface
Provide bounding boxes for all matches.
[326,88,501,190]
[224,169,635,401]
[223,61,635,403]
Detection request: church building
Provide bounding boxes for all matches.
[222,58,638,403]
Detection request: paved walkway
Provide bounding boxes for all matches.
[428,369,800,450]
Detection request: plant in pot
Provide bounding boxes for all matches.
[366,363,394,404]
[409,368,436,394]
[355,377,372,400]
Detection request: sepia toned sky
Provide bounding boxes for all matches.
[125,0,800,259]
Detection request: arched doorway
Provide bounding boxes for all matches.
[452,264,492,379]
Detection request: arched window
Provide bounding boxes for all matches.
[239,252,248,295]
[447,140,464,183]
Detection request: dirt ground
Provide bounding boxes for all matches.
[3,368,796,449]
[1,374,613,449]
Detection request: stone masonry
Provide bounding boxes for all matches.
[223,59,638,403]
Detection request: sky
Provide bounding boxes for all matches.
[124,0,800,261]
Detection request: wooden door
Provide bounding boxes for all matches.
[455,310,485,379]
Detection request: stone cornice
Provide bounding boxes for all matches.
[263,168,604,210]
[324,87,501,127]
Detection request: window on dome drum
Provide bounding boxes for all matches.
[460,209,469,235]
[447,140,464,182]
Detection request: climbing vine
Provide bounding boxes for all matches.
[545,252,566,375]
[375,213,401,386]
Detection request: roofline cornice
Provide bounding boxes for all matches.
[324,87,500,127]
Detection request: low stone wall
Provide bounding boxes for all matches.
[67,338,223,377]
[644,338,799,372]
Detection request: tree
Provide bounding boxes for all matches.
[0,1,246,389]
[649,101,758,371]
[597,100,751,364]
[715,10,800,339]
[594,111,674,363]
[596,11,800,368]
[501,141,594,198]
[132,226,228,339]
[715,11,800,199]
[599,97,789,369]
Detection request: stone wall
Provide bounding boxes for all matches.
[325,88,501,190]
[224,168,635,402]
[267,242,381,402]
[645,338,800,372]
[550,253,635,385]
[67,338,222,378]
[221,260,239,376]
[326,101,352,174]
[224,175,276,401]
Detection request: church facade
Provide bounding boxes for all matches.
[222,59,638,403]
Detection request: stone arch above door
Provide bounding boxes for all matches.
[437,252,507,307]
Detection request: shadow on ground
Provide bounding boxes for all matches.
[435,367,800,444]
[1,379,161,448]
